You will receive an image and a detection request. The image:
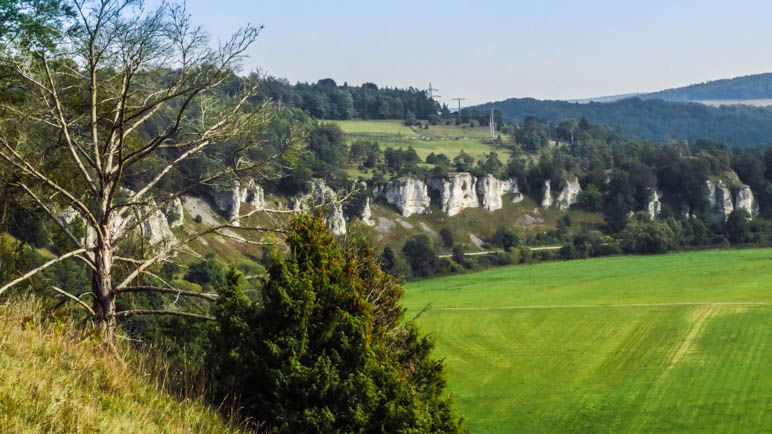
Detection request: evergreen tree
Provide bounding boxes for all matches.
[208,216,463,432]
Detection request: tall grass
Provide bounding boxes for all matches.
[0,296,244,433]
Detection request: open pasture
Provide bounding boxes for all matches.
[403,249,772,433]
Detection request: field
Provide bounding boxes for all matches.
[332,120,510,172]
[402,249,772,433]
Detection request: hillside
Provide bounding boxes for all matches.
[402,249,772,433]
[0,298,241,433]
[472,97,772,147]
[575,72,772,104]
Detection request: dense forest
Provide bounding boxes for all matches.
[640,72,772,101]
[255,76,440,120]
[471,97,772,147]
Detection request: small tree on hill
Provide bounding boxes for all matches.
[0,1,297,340]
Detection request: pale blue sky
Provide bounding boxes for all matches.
[180,0,772,105]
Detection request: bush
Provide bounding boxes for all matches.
[726,209,751,244]
[193,214,202,224]
[402,234,439,277]
[439,228,454,248]
[207,216,463,432]
[490,227,520,252]
[183,254,227,290]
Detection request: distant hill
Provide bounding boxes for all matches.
[570,72,772,104]
[472,97,772,148]
[640,72,772,102]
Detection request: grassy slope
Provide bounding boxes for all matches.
[0,299,241,433]
[333,120,510,177]
[402,249,772,433]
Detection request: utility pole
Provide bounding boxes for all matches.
[452,97,466,122]
[489,108,495,137]
[426,82,440,100]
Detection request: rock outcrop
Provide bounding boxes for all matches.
[706,180,733,222]
[164,197,184,228]
[310,180,346,236]
[208,184,241,223]
[360,197,375,226]
[383,177,431,217]
[427,173,479,216]
[138,201,175,245]
[540,180,553,208]
[541,178,581,209]
[59,195,176,249]
[240,179,265,209]
[381,174,523,217]
[477,175,520,211]
[646,189,663,218]
[207,179,265,226]
[734,185,759,219]
[554,177,582,210]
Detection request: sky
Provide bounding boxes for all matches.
[178,0,772,106]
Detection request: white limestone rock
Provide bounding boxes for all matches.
[540,180,553,208]
[706,180,733,222]
[734,185,759,219]
[139,202,175,245]
[164,197,185,228]
[427,172,479,216]
[476,175,518,212]
[384,177,431,217]
[240,179,265,209]
[311,179,346,236]
[360,197,375,226]
[647,189,663,218]
[554,177,582,210]
[208,184,241,224]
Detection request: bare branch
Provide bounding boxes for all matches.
[14,182,93,266]
[52,286,96,316]
[40,53,98,191]
[0,248,89,298]
[115,310,215,321]
[116,286,218,301]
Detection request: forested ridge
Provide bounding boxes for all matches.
[472,97,772,147]
[640,72,772,101]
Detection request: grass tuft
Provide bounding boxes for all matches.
[0,297,243,433]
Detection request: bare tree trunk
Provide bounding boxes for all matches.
[93,236,116,340]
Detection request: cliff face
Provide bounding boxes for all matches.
[380,174,523,217]
[427,173,479,216]
[647,190,663,218]
[360,197,375,226]
[383,177,431,217]
[477,175,519,211]
[734,185,760,219]
[164,197,185,228]
[554,177,582,210]
[540,180,553,208]
[311,180,346,236]
[541,178,581,210]
[59,194,176,250]
[706,180,734,222]
[207,178,265,226]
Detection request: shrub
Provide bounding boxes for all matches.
[207,216,463,432]
[402,234,439,277]
[490,227,520,252]
[439,228,454,248]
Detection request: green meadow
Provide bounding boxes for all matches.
[403,249,772,433]
[332,119,510,163]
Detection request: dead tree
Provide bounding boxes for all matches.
[0,0,296,340]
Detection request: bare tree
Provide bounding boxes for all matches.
[0,0,295,340]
